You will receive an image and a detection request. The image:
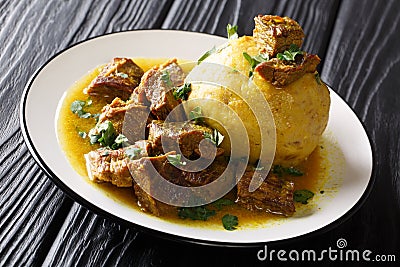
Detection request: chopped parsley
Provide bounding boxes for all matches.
[70,99,93,118]
[276,44,304,61]
[167,154,186,167]
[88,121,127,149]
[173,83,192,100]
[189,106,204,123]
[293,189,314,204]
[178,206,216,221]
[78,131,87,139]
[124,147,142,160]
[226,24,238,39]
[197,46,216,64]
[204,128,224,146]
[212,198,234,210]
[161,70,173,87]
[115,71,128,78]
[243,52,269,77]
[272,165,303,177]
[222,214,238,230]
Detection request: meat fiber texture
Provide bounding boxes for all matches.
[187,36,330,166]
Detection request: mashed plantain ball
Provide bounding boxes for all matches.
[187,36,330,166]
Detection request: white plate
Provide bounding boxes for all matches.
[20,30,373,245]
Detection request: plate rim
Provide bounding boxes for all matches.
[19,29,376,247]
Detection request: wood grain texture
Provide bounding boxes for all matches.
[0,0,172,266]
[321,0,400,253]
[1,0,399,266]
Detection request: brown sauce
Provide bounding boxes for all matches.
[57,58,328,229]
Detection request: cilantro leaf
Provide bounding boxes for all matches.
[222,214,238,230]
[189,106,204,123]
[70,98,95,119]
[173,83,192,100]
[89,121,123,149]
[167,154,186,167]
[178,206,216,221]
[272,165,303,177]
[213,198,234,210]
[115,71,128,78]
[197,46,216,64]
[227,24,238,39]
[78,131,87,139]
[124,147,142,160]
[204,129,224,146]
[294,189,314,204]
[111,134,129,149]
[161,70,173,87]
[243,52,269,77]
[276,44,304,61]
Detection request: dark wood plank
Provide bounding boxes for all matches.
[0,0,173,266]
[162,0,340,64]
[320,0,400,253]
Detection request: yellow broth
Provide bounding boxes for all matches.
[57,58,328,229]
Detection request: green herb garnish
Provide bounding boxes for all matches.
[178,206,216,221]
[315,72,322,85]
[227,24,238,39]
[272,165,303,177]
[197,46,216,64]
[173,83,192,100]
[222,214,238,230]
[124,147,142,160]
[161,70,173,87]
[189,106,204,123]
[294,189,314,204]
[115,71,128,78]
[167,154,187,167]
[276,44,304,61]
[89,121,125,149]
[78,131,87,139]
[70,98,96,119]
[243,52,269,77]
[111,134,129,149]
[70,100,90,118]
[204,129,224,146]
[213,198,235,210]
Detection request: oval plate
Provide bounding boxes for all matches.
[20,30,373,246]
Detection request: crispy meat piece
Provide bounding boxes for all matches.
[84,58,144,100]
[253,15,304,57]
[136,59,186,121]
[147,120,213,158]
[255,53,321,86]
[84,141,151,187]
[236,171,295,216]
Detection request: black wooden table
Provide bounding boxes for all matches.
[1,0,399,266]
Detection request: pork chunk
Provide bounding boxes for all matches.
[84,58,144,100]
[236,171,295,216]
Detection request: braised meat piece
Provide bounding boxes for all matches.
[130,153,228,215]
[84,141,152,187]
[253,15,304,57]
[89,97,154,142]
[137,59,186,121]
[236,171,295,216]
[255,53,320,86]
[147,120,213,158]
[84,58,144,100]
